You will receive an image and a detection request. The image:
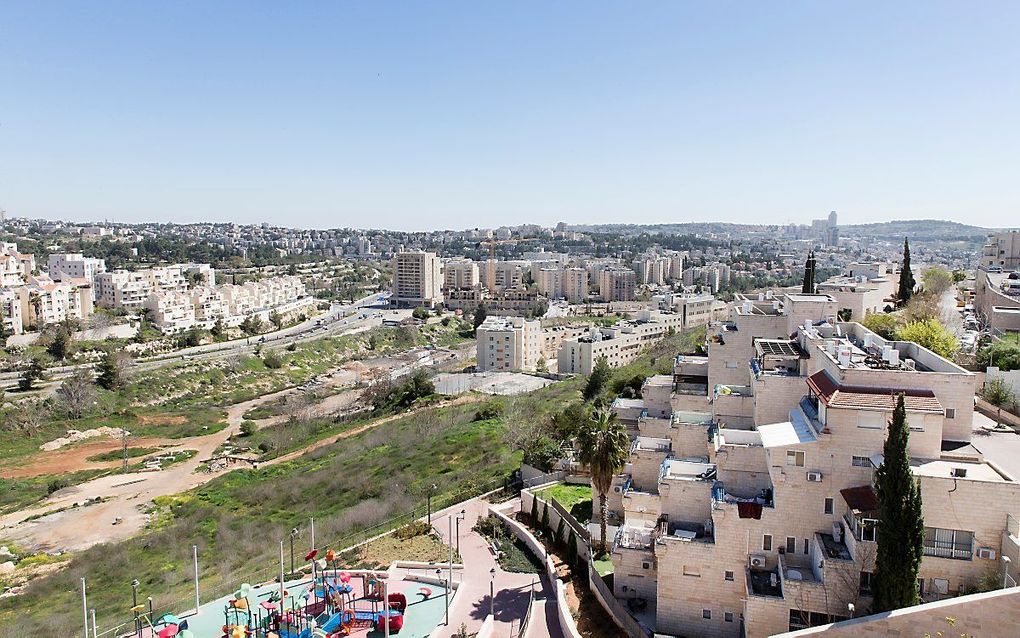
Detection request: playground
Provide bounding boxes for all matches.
[134,565,451,638]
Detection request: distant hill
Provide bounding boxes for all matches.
[842,219,995,242]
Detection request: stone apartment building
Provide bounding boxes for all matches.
[391,251,443,308]
[475,315,542,372]
[600,268,637,302]
[813,262,899,321]
[558,311,684,375]
[605,295,1020,638]
[980,230,1020,270]
[537,267,589,303]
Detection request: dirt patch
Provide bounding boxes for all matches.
[0,437,169,478]
[136,414,187,426]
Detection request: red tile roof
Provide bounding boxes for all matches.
[806,370,943,413]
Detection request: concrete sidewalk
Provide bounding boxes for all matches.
[426,498,563,638]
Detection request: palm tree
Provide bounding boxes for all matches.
[576,407,631,554]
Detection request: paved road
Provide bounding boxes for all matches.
[429,499,562,638]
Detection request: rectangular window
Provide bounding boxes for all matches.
[786,450,805,467]
[923,527,974,560]
[763,534,773,551]
[803,539,810,555]
[945,408,956,419]
[724,570,734,581]
[786,537,796,553]
[702,609,711,620]
[861,518,878,542]
[851,455,871,467]
[824,497,834,515]
[859,571,872,595]
[724,612,734,623]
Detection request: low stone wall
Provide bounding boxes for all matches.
[586,555,649,638]
[520,489,591,562]
[487,505,582,638]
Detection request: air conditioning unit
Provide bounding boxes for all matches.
[807,471,823,482]
[977,547,997,560]
[749,554,766,569]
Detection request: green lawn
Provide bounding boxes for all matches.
[536,484,592,511]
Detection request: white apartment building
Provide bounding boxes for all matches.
[557,311,684,375]
[600,268,637,302]
[17,274,94,328]
[47,253,107,286]
[0,288,24,336]
[980,230,1020,270]
[95,263,215,311]
[484,260,527,293]
[661,292,717,330]
[475,316,542,372]
[144,275,308,333]
[603,309,1020,638]
[537,267,589,303]
[391,251,443,308]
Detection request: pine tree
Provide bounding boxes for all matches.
[96,349,125,390]
[898,238,916,306]
[872,394,924,612]
[472,302,488,335]
[802,251,815,294]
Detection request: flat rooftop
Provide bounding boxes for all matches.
[662,458,715,481]
[758,409,818,448]
[911,458,1013,483]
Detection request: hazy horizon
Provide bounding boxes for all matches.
[3,2,1018,230]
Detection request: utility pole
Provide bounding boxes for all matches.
[122,430,129,473]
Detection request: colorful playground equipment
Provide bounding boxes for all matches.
[213,570,407,638]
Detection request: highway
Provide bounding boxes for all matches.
[0,292,397,387]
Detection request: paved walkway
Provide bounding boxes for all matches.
[426,498,563,638]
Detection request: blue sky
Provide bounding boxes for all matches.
[2,2,1018,230]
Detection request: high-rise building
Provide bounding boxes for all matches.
[599,268,636,302]
[475,316,541,372]
[391,251,443,308]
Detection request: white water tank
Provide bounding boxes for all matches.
[881,345,893,362]
[888,349,900,366]
[743,301,753,313]
[837,349,852,367]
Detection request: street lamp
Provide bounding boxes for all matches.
[427,483,438,525]
[290,527,299,577]
[1003,555,1012,588]
[489,567,496,618]
[847,603,855,618]
[435,569,449,626]
[455,509,466,556]
[131,580,140,637]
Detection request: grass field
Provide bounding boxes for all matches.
[535,484,593,524]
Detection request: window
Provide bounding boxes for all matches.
[725,361,738,369]
[786,537,796,553]
[724,612,734,623]
[857,411,884,429]
[851,455,871,468]
[641,562,650,570]
[786,450,805,467]
[824,497,834,515]
[923,527,974,560]
[860,518,877,542]
[945,408,956,419]
[859,571,872,595]
[724,570,734,581]
[702,609,712,620]
[763,534,773,551]
[803,539,810,555]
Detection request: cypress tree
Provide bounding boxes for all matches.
[802,251,815,294]
[898,238,916,305]
[872,394,924,612]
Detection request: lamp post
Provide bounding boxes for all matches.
[847,602,855,618]
[489,567,496,618]
[131,579,140,637]
[427,483,438,525]
[290,527,298,577]
[455,509,466,556]
[1003,555,1013,588]
[436,569,448,626]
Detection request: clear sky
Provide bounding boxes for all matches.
[2,2,1018,230]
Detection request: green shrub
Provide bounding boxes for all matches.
[239,420,257,437]
[263,351,284,369]
[394,520,430,539]
[47,478,70,494]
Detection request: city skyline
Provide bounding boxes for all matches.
[3,2,1019,230]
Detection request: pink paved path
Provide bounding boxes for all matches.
[429,498,564,638]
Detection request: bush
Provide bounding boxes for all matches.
[48,478,70,494]
[239,420,257,437]
[473,402,503,422]
[472,516,501,538]
[412,307,430,320]
[257,441,275,454]
[286,342,298,352]
[394,520,431,539]
[263,351,284,369]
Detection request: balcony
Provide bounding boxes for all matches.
[613,524,656,552]
[747,567,783,598]
[656,515,714,544]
